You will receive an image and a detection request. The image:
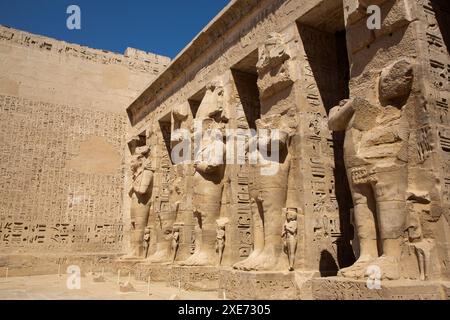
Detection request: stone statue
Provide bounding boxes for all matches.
[233,32,295,271]
[143,227,151,258]
[234,116,292,271]
[171,226,180,263]
[123,144,154,259]
[328,60,413,280]
[215,219,227,266]
[180,80,227,266]
[282,208,298,271]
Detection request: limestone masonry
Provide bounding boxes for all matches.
[1,0,450,300]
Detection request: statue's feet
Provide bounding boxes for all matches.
[147,250,170,264]
[241,248,280,271]
[232,250,262,270]
[369,255,400,280]
[120,253,140,260]
[338,255,376,279]
[179,251,215,266]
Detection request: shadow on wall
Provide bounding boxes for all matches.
[319,250,339,277]
[432,0,450,55]
[297,21,355,270]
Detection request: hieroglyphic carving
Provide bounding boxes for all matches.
[0,95,126,252]
[147,121,174,263]
[0,26,169,74]
[237,171,252,258]
[419,0,450,218]
[297,25,349,272]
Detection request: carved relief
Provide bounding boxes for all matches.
[0,95,125,252]
[282,208,299,271]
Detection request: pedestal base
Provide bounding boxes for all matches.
[219,269,318,300]
[0,253,123,277]
[113,258,144,276]
[134,263,172,282]
[312,277,450,300]
[169,266,219,291]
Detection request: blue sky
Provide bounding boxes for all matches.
[0,0,230,58]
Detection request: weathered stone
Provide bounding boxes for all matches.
[1,0,450,300]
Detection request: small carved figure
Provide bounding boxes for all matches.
[216,223,226,266]
[282,208,298,271]
[143,227,151,259]
[171,226,180,262]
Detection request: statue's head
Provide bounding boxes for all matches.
[195,79,226,122]
[144,227,150,234]
[257,32,290,74]
[135,145,150,157]
[131,145,151,172]
[379,59,414,108]
[256,115,291,152]
[130,154,141,172]
[286,208,298,221]
[216,218,229,229]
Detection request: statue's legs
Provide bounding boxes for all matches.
[148,214,174,263]
[171,241,178,262]
[287,237,297,271]
[217,243,224,266]
[243,187,287,271]
[124,193,150,259]
[371,167,407,280]
[179,204,220,266]
[179,177,222,266]
[233,193,264,270]
[338,181,378,278]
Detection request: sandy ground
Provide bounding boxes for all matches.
[0,274,219,300]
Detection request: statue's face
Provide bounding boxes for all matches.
[130,155,141,172]
[286,210,297,221]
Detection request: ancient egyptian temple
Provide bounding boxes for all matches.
[1,0,450,299]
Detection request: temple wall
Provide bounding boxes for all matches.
[126,0,450,283]
[127,0,355,274]
[0,25,169,255]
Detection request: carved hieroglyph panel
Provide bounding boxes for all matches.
[0,95,126,252]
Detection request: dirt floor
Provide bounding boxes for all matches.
[0,273,219,300]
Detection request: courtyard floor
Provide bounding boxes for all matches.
[0,274,218,300]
